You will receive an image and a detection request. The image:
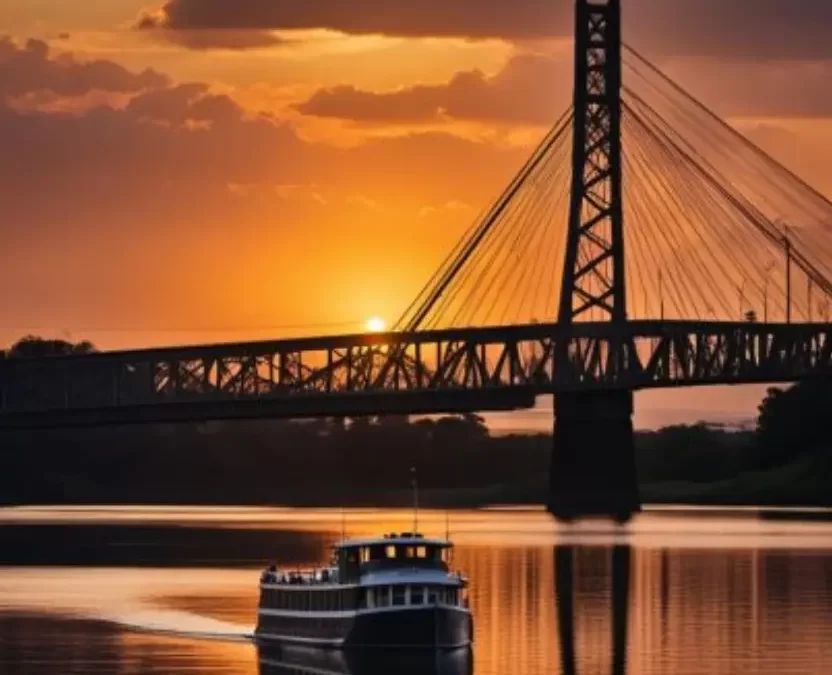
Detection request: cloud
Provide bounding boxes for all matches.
[296,48,832,126]
[295,53,569,125]
[0,41,536,339]
[418,200,473,219]
[0,36,168,100]
[136,0,832,62]
[136,13,283,51]
[137,0,569,41]
[124,82,245,127]
[664,60,832,118]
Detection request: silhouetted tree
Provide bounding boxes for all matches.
[757,378,832,467]
[8,335,96,358]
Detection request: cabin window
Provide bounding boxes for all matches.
[375,586,390,607]
[363,588,374,608]
[410,586,424,605]
[385,545,397,559]
[416,546,427,559]
[392,585,407,606]
[360,547,371,563]
[405,546,416,558]
[427,587,439,604]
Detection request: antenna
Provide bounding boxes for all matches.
[445,510,454,569]
[410,466,419,533]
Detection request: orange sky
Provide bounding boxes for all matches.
[2,0,831,427]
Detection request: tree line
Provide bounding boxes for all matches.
[1,336,829,506]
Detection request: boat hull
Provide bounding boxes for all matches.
[256,606,472,649]
[258,644,473,675]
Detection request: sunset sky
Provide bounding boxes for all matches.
[3,0,831,428]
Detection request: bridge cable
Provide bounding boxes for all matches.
[395,107,573,333]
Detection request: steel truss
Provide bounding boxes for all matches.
[560,0,626,323]
[1,320,829,428]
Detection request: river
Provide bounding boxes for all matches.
[0,506,830,674]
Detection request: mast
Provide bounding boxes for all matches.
[410,466,419,533]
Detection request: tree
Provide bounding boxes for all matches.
[756,378,832,467]
[8,335,96,358]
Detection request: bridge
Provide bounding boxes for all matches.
[2,0,832,519]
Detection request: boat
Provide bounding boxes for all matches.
[255,531,472,649]
[258,644,473,675]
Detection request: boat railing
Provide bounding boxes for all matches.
[260,566,340,586]
[261,566,467,587]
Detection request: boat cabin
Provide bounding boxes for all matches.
[335,532,452,583]
[257,532,468,628]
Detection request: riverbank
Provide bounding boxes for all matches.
[1,380,829,510]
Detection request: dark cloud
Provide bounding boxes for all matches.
[135,15,282,50]
[0,37,169,99]
[137,0,568,40]
[137,0,832,62]
[297,49,832,126]
[642,1,832,62]
[123,82,244,126]
[295,53,570,125]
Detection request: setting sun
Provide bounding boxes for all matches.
[366,317,387,333]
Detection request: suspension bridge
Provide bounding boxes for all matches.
[2,0,831,518]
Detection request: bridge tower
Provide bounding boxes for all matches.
[550,0,640,520]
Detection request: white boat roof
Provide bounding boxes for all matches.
[336,534,452,548]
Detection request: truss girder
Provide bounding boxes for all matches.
[2,321,830,427]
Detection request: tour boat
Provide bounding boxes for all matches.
[258,644,473,675]
[255,532,472,649]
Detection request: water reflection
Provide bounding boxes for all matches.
[555,545,631,675]
[2,509,832,675]
[257,645,473,675]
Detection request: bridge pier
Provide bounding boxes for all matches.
[549,390,641,521]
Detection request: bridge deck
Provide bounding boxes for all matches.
[1,321,829,429]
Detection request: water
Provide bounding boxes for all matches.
[1,506,831,674]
